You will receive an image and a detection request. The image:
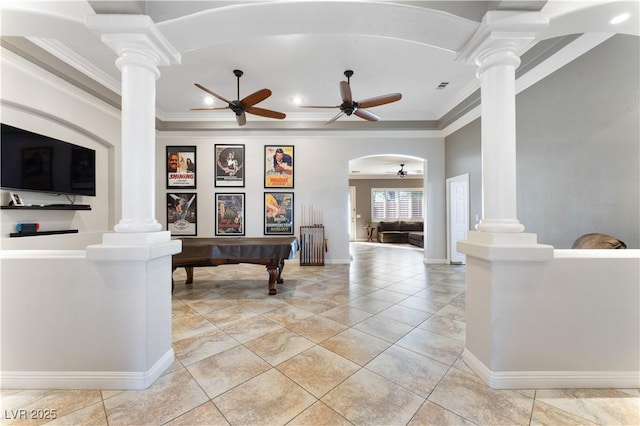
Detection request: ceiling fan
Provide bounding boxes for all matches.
[191,69,286,126]
[300,70,402,125]
[398,164,408,178]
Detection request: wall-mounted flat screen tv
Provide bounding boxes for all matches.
[1,123,96,196]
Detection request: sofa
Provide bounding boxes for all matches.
[376,221,424,247]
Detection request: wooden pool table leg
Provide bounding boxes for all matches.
[267,265,279,295]
[185,266,194,284]
[277,259,285,284]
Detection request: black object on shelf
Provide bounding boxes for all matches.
[10,229,79,238]
[1,204,91,210]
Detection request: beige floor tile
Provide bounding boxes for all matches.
[285,315,348,343]
[103,369,208,426]
[277,345,360,398]
[418,314,466,342]
[398,295,447,314]
[397,328,464,365]
[244,328,316,366]
[535,388,640,425]
[282,294,342,314]
[378,304,432,326]
[212,369,316,425]
[186,345,271,399]
[164,401,230,426]
[428,368,534,426]
[365,345,450,398]
[352,314,415,343]
[262,304,315,327]
[0,389,102,426]
[530,400,598,426]
[320,328,391,366]
[172,328,239,366]
[367,288,411,303]
[201,304,259,327]
[318,305,372,326]
[408,400,477,426]
[217,314,283,343]
[44,401,108,426]
[288,401,353,426]
[171,312,218,342]
[322,368,425,425]
[184,298,237,316]
[347,296,394,314]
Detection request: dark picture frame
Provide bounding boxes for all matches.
[215,192,245,236]
[9,192,24,207]
[264,145,294,188]
[264,192,294,235]
[167,193,197,236]
[215,144,245,187]
[166,146,196,189]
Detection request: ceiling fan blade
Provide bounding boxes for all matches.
[325,111,345,125]
[246,106,286,120]
[194,83,233,105]
[357,93,402,109]
[236,112,247,126]
[190,106,230,111]
[298,105,340,109]
[340,81,352,104]
[354,108,380,121]
[241,88,272,108]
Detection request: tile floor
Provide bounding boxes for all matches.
[2,242,639,425]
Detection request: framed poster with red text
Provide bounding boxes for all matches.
[166,146,196,189]
[264,145,294,188]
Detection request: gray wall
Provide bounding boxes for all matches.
[349,178,424,241]
[445,34,640,249]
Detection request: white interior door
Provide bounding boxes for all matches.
[447,174,469,264]
[349,186,356,241]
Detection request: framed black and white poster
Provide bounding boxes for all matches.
[215,192,245,236]
[166,146,196,189]
[264,145,294,188]
[264,192,294,235]
[215,144,245,187]
[167,193,197,236]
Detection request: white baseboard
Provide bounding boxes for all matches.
[1,349,174,390]
[426,258,448,264]
[463,349,640,389]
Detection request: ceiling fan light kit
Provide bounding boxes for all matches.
[192,69,286,126]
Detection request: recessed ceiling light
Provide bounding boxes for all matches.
[610,12,630,25]
[204,96,214,106]
[291,96,302,105]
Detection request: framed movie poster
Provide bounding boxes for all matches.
[264,192,294,235]
[215,192,245,236]
[166,146,196,189]
[167,193,197,236]
[215,144,245,187]
[264,145,294,188]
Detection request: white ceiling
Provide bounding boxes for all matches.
[1,0,638,177]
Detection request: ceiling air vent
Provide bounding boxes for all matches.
[436,82,449,90]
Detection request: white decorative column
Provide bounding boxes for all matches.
[457,11,549,234]
[455,11,556,389]
[86,14,181,233]
[82,15,182,389]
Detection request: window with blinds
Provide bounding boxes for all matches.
[372,189,423,221]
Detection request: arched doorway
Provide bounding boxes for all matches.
[348,154,426,251]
